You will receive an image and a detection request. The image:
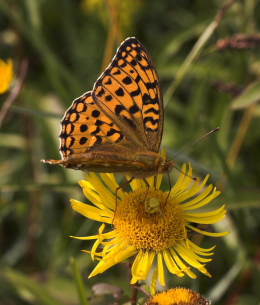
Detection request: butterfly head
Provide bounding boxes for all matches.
[158,157,175,175]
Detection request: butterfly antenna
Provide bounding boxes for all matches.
[173,165,198,181]
[172,127,220,159]
[162,126,214,208]
[163,173,172,208]
[168,128,219,181]
[163,169,196,211]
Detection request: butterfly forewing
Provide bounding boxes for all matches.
[93,37,164,153]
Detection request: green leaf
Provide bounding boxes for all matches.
[4,268,63,305]
[231,81,260,109]
[70,257,89,305]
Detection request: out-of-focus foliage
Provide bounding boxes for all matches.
[1,0,260,304]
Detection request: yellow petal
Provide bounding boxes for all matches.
[132,250,156,280]
[187,224,230,237]
[150,267,158,295]
[162,249,185,276]
[71,199,113,223]
[169,248,196,278]
[157,251,165,286]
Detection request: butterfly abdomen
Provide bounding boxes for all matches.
[42,149,173,179]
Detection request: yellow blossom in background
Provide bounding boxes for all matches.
[71,163,229,293]
[0,58,14,94]
[81,0,143,32]
[145,287,211,305]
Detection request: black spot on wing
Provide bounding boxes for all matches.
[92,110,100,118]
[130,59,137,66]
[115,104,126,115]
[135,54,142,61]
[91,127,101,135]
[105,94,113,102]
[68,137,75,147]
[146,81,158,90]
[95,120,104,126]
[96,87,105,97]
[119,60,127,68]
[104,77,112,85]
[135,75,141,83]
[122,76,132,85]
[79,137,87,145]
[106,128,124,143]
[115,88,124,97]
[112,69,121,75]
[142,94,158,105]
[80,124,88,132]
[143,116,159,124]
[144,107,160,115]
[129,104,140,114]
[130,88,141,97]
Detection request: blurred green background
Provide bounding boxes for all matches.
[1,0,260,304]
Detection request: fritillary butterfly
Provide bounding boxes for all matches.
[41,37,174,179]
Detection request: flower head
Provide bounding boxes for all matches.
[145,287,211,305]
[0,58,14,94]
[71,163,229,293]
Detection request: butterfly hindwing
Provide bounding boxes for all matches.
[59,92,128,159]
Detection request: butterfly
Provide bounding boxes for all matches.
[41,37,174,179]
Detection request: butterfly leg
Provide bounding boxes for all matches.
[113,176,135,225]
[142,179,151,212]
[153,176,156,189]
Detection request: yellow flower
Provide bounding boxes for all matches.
[0,58,14,94]
[81,0,143,30]
[145,287,211,305]
[71,163,229,293]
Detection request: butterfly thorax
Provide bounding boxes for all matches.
[125,152,175,179]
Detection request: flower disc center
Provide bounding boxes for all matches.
[113,188,187,251]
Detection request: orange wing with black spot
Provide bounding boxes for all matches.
[59,91,128,159]
[93,37,163,153]
[41,37,169,177]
